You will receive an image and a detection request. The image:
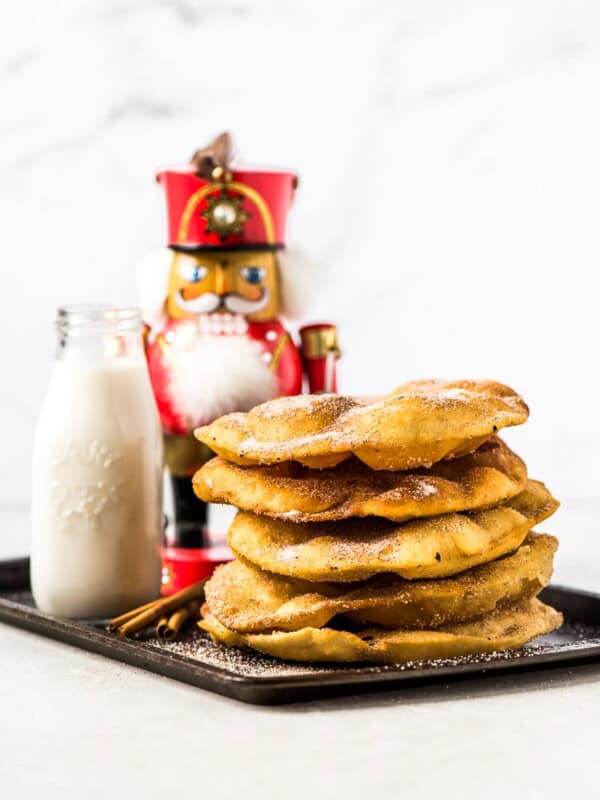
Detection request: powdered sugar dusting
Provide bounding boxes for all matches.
[412,478,438,498]
[2,591,597,689]
[277,545,301,563]
[200,379,529,469]
[140,621,600,679]
[200,439,525,523]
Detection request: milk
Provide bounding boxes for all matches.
[31,356,163,618]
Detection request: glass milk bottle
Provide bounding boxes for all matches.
[31,306,163,618]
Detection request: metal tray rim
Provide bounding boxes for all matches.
[2,579,600,704]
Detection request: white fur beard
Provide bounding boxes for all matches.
[168,334,277,428]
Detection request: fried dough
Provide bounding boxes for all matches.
[194,438,527,523]
[195,379,528,470]
[199,598,562,664]
[227,480,558,582]
[205,533,557,632]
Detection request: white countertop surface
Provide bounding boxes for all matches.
[1,502,599,799]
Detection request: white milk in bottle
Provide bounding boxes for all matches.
[31,306,163,618]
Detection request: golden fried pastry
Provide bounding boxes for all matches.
[199,598,562,664]
[194,438,527,523]
[205,533,557,632]
[195,379,528,470]
[227,480,558,582]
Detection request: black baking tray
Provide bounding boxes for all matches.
[1,557,600,705]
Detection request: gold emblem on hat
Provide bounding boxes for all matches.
[201,189,249,240]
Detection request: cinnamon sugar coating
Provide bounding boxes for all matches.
[196,378,564,665]
[195,379,529,470]
[194,438,527,523]
[205,533,557,633]
[227,480,558,582]
[199,598,563,664]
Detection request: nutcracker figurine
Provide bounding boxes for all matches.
[138,133,340,590]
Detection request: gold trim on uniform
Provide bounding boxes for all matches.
[157,334,177,369]
[177,180,276,244]
[300,326,341,360]
[270,332,290,372]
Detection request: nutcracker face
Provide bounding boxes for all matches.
[166,250,280,322]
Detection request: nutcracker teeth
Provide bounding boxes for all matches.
[196,312,248,337]
[210,315,224,335]
[234,315,248,334]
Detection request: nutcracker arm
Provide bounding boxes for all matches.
[299,323,341,394]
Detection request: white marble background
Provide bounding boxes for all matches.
[1,0,600,504]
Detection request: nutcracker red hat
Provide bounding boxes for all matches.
[157,132,298,251]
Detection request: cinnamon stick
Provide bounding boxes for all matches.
[187,599,201,621]
[116,579,207,638]
[167,606,190,639]
[163,606,190,641]
[157,600,202,641]
[107,599,158,632]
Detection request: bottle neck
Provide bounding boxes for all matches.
[56,330,145,361]
[55,306,145,362]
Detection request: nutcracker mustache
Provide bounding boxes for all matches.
[225,289,270,314]
[175,289,270,315]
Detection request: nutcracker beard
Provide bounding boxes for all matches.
[168,333,277,430]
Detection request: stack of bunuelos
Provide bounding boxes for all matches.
[193,380,562,664]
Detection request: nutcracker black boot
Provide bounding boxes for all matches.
[169,475,209,548]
